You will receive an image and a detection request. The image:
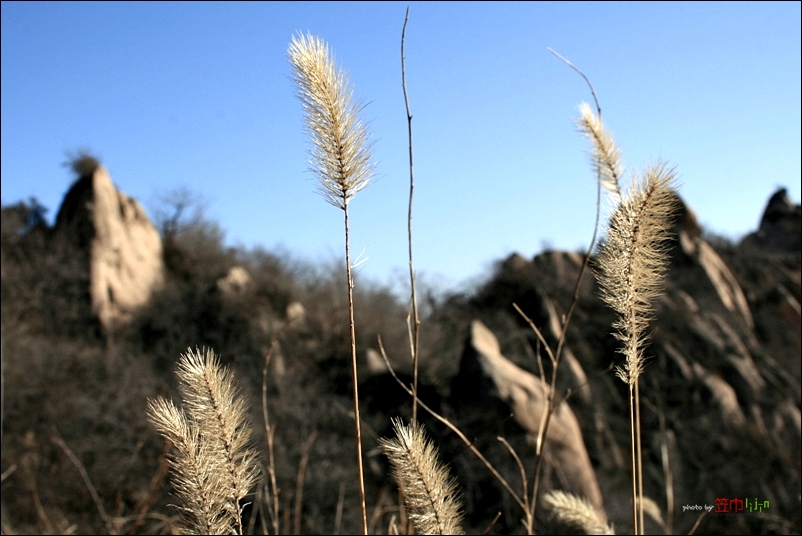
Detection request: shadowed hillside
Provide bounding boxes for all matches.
[1,163,799,534]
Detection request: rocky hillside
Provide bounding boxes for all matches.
[1,162,799,534]
[431,189,801,533]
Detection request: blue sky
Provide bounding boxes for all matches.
[2,1,800,294]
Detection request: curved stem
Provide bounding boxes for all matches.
[377,336,526,512]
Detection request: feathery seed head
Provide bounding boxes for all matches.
[595,163,678,384]
[147,347,260,535]
[380,419,464,535]
[288,32,375,209]
[576,102,623,204]
[544,490,614,535]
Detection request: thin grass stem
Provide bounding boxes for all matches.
[51,426,115,535]
[401,5,421,426]
[262,343,281,535]
[293,430,317,535]
[288,33,375,534]
[635,379,645,534]
[345,205,369,534]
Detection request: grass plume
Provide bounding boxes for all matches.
[587,106,678,532]
[596,163,678,386]
[576,102,623,203]
[288,32,375,209]
[544,490,613,535]
[380,418,464,535]
[147,348,260,535]
[288,31,376,534]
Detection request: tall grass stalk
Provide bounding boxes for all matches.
[261,343,280,534]
[514,50,612,531]
[401,5,421,426]
[591,139,678,534]
[288,32,376,535]
[382,43,616,535]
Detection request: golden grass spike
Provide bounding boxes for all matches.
[595,164,678,385]
[576,102,623,204]
[147,348,260,535]
[380,418,464,535]
[288,32,376,209]
[544,490,614,535]
[289,32,375,533]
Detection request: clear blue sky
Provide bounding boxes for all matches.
[2,2,800,294]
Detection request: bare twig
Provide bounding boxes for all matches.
[547,48,601,116]
[262,357,280,533]
[51,425,116,534]
[498,437,532,530]
[0,464,16,482]
[293,430,317,535]
[334,482,346,535]
[257,482,270,535]
[246,482,262,536]
[545,49,605,365]
[128,440,170,535]
[481,512,503,536]
[688,511,707,535]
[401,5,421,425]
[28,469,54,534]
[513,301,564,533]
[262,317,296,535]
[377,336,526,512]
[509,49,609,531]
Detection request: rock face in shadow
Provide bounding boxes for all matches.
[55,161,164,332]
[451,319,605,517]
[672,195,754,330]
[740,188,801,254]
[450,188,800,533]
[19,163,796,534]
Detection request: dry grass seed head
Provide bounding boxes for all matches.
[147,348,260,535]
[146,397,234,535]
[544,490,614,535]
[175,348,260,507]
[380,418,464,535]
[576,102,623,204]
[288,32,375,209]
[595,164,678,384]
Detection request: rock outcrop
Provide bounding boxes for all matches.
[451,319,606,517]
[55,159,164,332]
[217,265,252,299]
[671,194,754,329]
[740,188,801,253]
[453,188,800,533]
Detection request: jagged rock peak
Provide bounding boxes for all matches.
[740,187,801,254]
[55,159,164,332]
[671,190,702,241]
[763,188,798,226]
[501,252,529,273]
